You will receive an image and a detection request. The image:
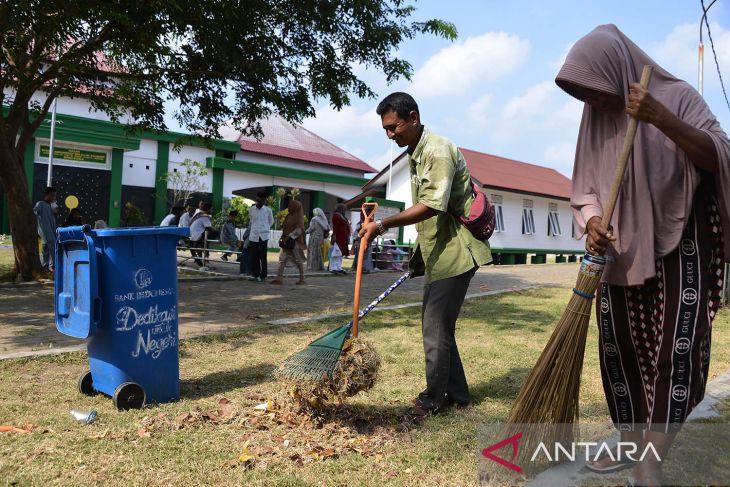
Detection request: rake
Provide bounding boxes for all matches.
[506,65,653,450]
[278,202,411,380]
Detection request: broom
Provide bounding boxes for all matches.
[278,203,410,381]
[506,65,653,449]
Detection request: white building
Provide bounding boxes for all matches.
[0,95,375,236]
[351,148,585,264]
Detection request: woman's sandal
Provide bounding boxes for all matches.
[585,448,638,474]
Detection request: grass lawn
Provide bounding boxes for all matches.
[1,287,729,486]
[0,245,13,275]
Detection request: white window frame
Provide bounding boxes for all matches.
[522,207,535,235]
[493,205,505,232]
[548,209,562,237]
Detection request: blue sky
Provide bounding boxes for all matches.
[296,0,730,176]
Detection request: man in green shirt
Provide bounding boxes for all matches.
[360,92,492,420]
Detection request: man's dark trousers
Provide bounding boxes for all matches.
[417,266,477,411]
[250,239,268,279]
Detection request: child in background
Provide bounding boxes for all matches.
[220,210,239,261]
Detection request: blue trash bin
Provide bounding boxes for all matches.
[55,225,189,410]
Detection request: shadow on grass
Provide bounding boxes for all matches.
[180,363,277,400]
[470,367,533,405]
[460,291,566,333]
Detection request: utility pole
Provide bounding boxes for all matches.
[46,98,58,187]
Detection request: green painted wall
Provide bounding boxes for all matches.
[108,148,124,227]
[311,191,326,211]
[154,141,170,224]
[211,149,226,213]
[206,157,369,187]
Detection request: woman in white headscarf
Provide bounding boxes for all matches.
[305,207,330,271]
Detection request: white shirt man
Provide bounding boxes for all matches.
[189,212,212,241]
[160,213,176,226]
[248,203,274,242]
[247,193,274,281]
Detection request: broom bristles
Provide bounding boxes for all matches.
[506,256,604,466]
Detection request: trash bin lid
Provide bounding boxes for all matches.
[92,226,189,238]
[55,226,99,339]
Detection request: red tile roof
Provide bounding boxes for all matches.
[461,148,571,199]
[364,148,571,200]
[221,113,376,173]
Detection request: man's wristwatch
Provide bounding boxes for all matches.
[375,219,388,236]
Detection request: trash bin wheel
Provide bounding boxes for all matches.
[77,370,98,396]
[113,382,146,410]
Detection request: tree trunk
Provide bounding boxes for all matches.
[0,145,44,281]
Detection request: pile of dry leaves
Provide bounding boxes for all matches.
[274,338,382,411]
[136,395,412,470]
[130,339,409,470]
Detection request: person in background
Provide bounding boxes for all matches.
[189,202,215,270]
[161,206,184,226]
[94,220,108,229]
[305,207,329,271]
[270,200,307,285]
[220,210,239,261]
[329,203,350,275]
[248,192,274,282]
[351,210,374,273]
[556,25,730,486]
[62,208,83,227]
[178,205,195,228]
[33,186,58,272]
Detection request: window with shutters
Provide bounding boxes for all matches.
[491,194,505,232]
[547,202,562,236]
[522,199,535,235]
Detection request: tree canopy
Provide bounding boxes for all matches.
[0,0,456,280]
[2,0,456,141]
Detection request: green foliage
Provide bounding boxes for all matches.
[123,202,147,227]
[275,208,308,229]
[212,196,250,228]
[0,1,457,142]
[269,187,303,229]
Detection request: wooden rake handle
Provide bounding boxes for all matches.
[601,64,654,227]
[352,202,378,337]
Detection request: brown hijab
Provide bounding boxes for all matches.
[282,200,306,247]
[556,24,730,285]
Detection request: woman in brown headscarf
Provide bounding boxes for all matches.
[270,200,307,285]
[557,24,730,486]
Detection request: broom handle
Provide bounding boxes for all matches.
[346,271,411,329]
[352,202,378,337]
[601,64,653,227]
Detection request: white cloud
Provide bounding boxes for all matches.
[543,141,576,177]
[549,42,576,72]
[409,32,530,98]
[502,81,554,119]
[480,80,582,173]
[651,22,730,88]
[465,94,494,129]
[365,145,400,172]
[302,104,381,141]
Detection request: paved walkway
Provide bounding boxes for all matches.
[0,262,580,360]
